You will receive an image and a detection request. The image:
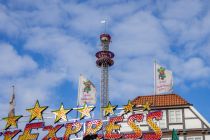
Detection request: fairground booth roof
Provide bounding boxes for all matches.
[132,93,191,108]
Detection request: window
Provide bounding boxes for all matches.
[187,136,202,140]
[169,109,182,123]
[141,111,148,125]
[159,110,167,128]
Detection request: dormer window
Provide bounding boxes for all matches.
[169,109,182,123]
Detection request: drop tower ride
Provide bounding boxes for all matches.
[96,33,114,118]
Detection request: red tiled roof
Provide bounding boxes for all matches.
[132,94,190,107]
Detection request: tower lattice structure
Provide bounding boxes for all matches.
[96,33,114,118]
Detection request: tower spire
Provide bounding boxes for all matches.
[96,33,114,119]
[8,85,15,117]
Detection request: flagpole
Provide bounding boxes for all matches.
[76,74,81,119]
[171,71,174,93]
[154,60,157,109]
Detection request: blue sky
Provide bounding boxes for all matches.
[0,0,210,130]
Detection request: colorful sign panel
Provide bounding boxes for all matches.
[1,101,163,140]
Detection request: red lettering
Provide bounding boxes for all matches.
[124,114,143,139]
[143,111,163,140]
[84,120,103,136]
[42,124,63,140]
[63,122,82,140]
[19,122,44,140]
[104,116,123,139]
[4,130,21,140]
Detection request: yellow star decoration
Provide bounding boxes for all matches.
[52,103,71,123]
[102,101,117,117]
[143,101,151,111]
[3,115,22,130]
[26,100,48,122]
[76,103,94,120]
[123,100,134,114]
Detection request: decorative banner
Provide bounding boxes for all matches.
[155,63,173,94]
[78,75,96,106]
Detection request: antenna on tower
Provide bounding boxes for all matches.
[100,19,107,33]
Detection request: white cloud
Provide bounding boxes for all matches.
[112,11,169,58]
[24,27,99,81]
[0,43,37,77]
[62,2,106,36]
[162,4,210,46]
[178,57,210,80]
[200,40,210,60]
[160,0,203,20]
[0,4,22,36]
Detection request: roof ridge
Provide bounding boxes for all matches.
[134,93,176,98]
[132,93,190,107]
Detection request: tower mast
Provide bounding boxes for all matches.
[96,33,114,119]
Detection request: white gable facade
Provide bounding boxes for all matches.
[119,94,210,140]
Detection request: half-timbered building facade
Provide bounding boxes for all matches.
[119,94,210,140]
